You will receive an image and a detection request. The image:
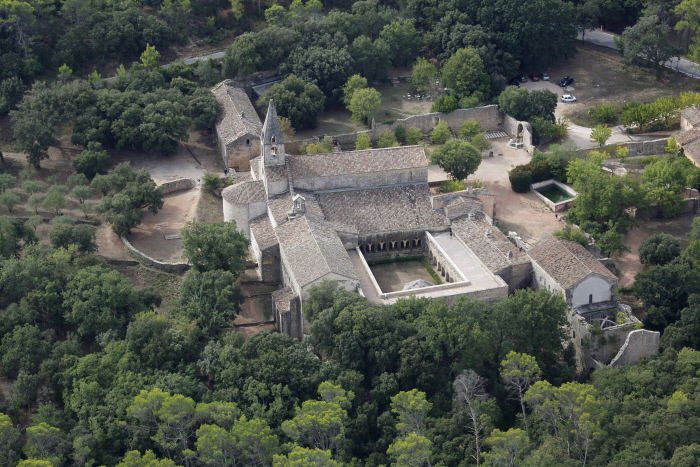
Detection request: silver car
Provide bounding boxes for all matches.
[561,94,576,103]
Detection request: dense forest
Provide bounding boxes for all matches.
[3,0,700,465]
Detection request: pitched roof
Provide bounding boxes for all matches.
[528,237,617,289]
[213,83,263,144]
[221,180,266,204]
[676,128,700,166]
[443,196,484,219]
[250,214,279,251]
[261,99,284,145]
[287,146,428,179]
[317,184,449,234]
[267,191,325,225]
[682,106,700,127]
[276,214,358,288]
[451,214,529,274]
[271,286,297,312]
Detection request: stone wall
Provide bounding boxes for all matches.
[635,198,697,219]
[297,105,503,148]
[224,136,260,171]
[425,232,468,284]
[609,329,661,367]
[495,262,533,294]
[121,236,190,273]
[159,178,194,194]
[358,229,435,260]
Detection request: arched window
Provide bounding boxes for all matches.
[271,136,276,143]
[271,147,276,155]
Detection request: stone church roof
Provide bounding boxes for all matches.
[276,214,358,288]
[250,214,279,251]
[528,237,616,290]
[451,214,529,274]
[287,146,428,179]
[443,196,484,219]
[212,82,263,144]
[221,180,266,204]
[682,106,700,127]
[317,184,449,234]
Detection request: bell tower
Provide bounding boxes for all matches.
[261,99,285,166]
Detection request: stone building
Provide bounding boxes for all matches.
[677,106,700,167]
[528,237,657,368]
[212,81,263,171]
[222,99,533,339]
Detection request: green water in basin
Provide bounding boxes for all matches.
[535,184,574,203]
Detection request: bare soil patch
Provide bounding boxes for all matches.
[369,260,437,292]
[614,213,696,288]
[547,43,700,126]
[109,262,183,314]
[234,282,278,325]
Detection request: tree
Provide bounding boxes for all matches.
[676,0,700,60]
[498,87,558,123]
[405,127,424,145]
[21,179,43,195]
[378,130,399,148]
[553,225,589,247]
[0,413,21,467]
[483,428,529,467]
[196,416,279,467]
[178,269,243,333]
[63,266,153,338]
[454,369,489,466]
[524,381,604,466]
[279,46,355,103]
[590,124,612,147]
[500,352,541,438]
[69,185,92,204]
[342,74,367,106]
[73,141,110,178]
[195,59,220,87]
[576,0,600,43]
[430,96,459,114]
[379,19,421,67]
[0,192,19,213]
[386,432,433,467]
[58,63,73,81]
[28,193,44,213]
[259,75,325,131]
[642,159,685,218]
[639,233,681,266]
[348,88,381,124]
[24,423,66,466]
[141,44,161,70]
[117,450,176,467]
[616,15,681,79]
[181,220,249,276]
[430,121,451,145]
[458,120,482,140]
[96,163,164,235]
[430,139,482,181]
[0,174,16,193]
[409,58,440,93]
[281,382,353,452]
[441,47,490,99]
[391,389,431,437]
[272,447,342,467]
[0,76,25,115]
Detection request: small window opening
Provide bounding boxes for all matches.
[589,294,593,305]
[271,136,276,143]
[246,139,250,145]
[271,147,276,155]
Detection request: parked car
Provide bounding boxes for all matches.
[561,94,577,103]
[517,74,527,83]
[508,77,521,87]
[528,73,540,81]
[539,72,550,81]
[559,76,574,87]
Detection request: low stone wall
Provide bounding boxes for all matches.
[609,329,661,367]
[121,235,190,273]
[635,198,697,219]
[159,178,195,194]
[297,105,503,148]
[530,180,577,212]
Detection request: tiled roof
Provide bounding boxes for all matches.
[221,180,266,204]
[271,286,297,312]
[277,214,358,288]
[451,214,529,274]
[267,191,324,225]
[682,106,700,127]
[677,127,700,145]
[265,164,288,182]
[443,196,484,219]
[250,214,279,250]
[318,184,449,234]
[528,237,617,289]
[287,146,428,179]
[213,83,263,144]
[676,128,700,166]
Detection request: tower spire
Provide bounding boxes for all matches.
[261,99,285,166]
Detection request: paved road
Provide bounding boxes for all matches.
[579,29,700,79]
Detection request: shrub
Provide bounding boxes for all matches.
[73,142,110,178]
[459,95,481,109]
[405,127,424,145]
[430,121,451,144]
[378,130,399,148]
[355,133,371,150]
[431,95,459,113]
[438,179,467,193]
[553,226,588,247]
[527,161,552,183]
[639,233,681,266]
[469,133,491,152]
[457,120,482,140]
[203,172,221,191]
[508,168,532,193]
[589,103,620,124]
[394,125,406,142]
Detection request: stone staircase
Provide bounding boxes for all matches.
[485,130,508,139]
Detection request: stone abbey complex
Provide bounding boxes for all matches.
[217,84,658,369]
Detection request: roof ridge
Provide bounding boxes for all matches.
[555,237,594,276]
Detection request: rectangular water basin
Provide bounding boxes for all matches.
[531,179,577,212]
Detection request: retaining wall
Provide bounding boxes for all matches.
[159,178,195,194]
[121,235,190,273]
[609,329,661,367]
